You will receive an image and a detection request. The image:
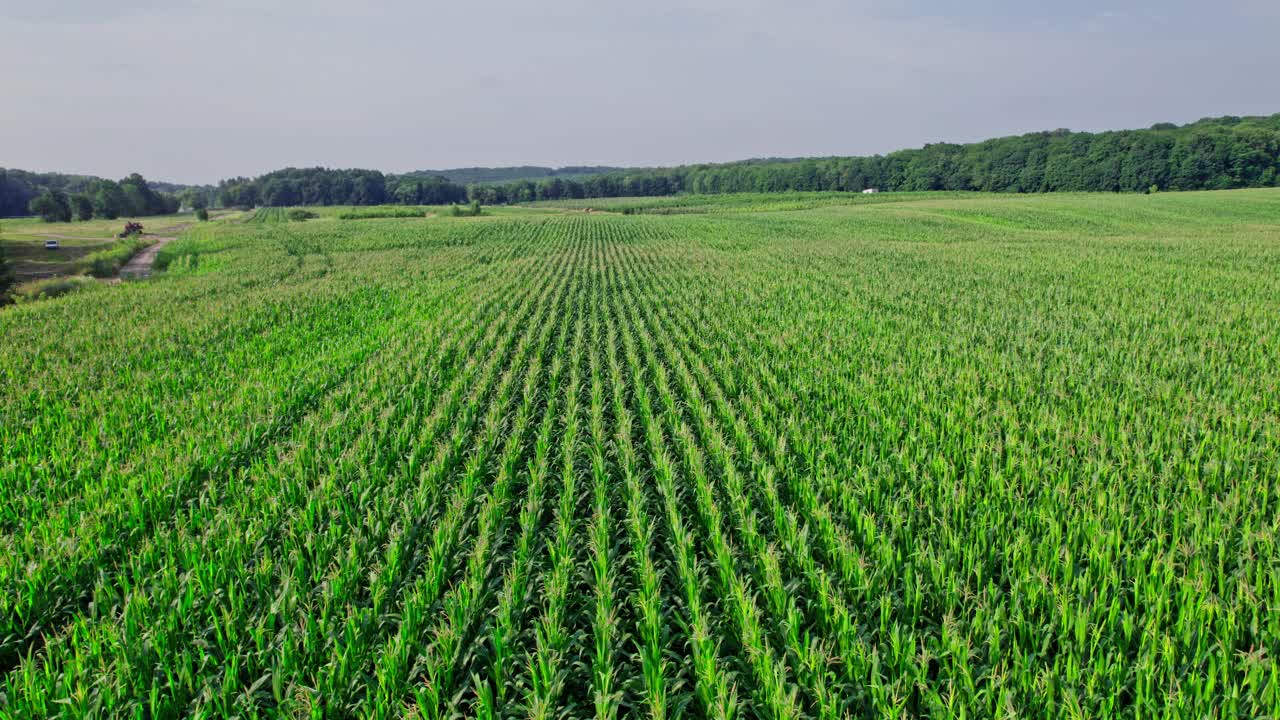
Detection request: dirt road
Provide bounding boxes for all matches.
[119,227,189,280]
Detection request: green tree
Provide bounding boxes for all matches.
[180,188,209,211]
[1170,130,1231,190]
[392,181,420,205]
[71,193,94,221]
[30,190,73,223]
[1121,134,1173,192]
[120,174,155,216]
[90,180,127,220]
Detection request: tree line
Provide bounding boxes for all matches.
[407,166,625,185]
[470,114,1280,203]
[1,169,95,218]
[2,170,192,222]
[30,113,1269,218]
[217,168,470,208]
[26,174,181,223]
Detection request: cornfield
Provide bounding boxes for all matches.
[1,190,1278,718]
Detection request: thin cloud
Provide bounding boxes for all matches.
[0,0,194,24]
[0,1,1276,184]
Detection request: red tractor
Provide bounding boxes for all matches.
[118,222,144,239]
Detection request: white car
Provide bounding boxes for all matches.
[44,239,59,250]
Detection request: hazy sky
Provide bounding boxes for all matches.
[2,0,1278,184]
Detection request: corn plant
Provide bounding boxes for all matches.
[2,191,1278,719]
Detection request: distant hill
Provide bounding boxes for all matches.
[403,166,628,186]
[14,113,1279,216]
[151,181,211,196]
[466,113,1280,203]
[199,113,1280,210]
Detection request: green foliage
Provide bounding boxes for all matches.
[7,275,95,303]
[470,113,1280,203]
[0,170,182,219]
[1,168,100,218]
[90,179,127,220]
[29,189,73,222]
[70,193,94,221]
[389,174,469,205]
[339,206,426,220]
[448,201,484,217]
[80,235,153,277]
[220,168,419,208]
[246,207,287,223]
[220,169,472,210]
[211,115,1280,210]
[407,165,623,185]
[1,189,1278,718]
[116,173,180,217]
[250,206,340,224]
[545,190,953,214]
[196,207,210,222]
[180,187,211,211]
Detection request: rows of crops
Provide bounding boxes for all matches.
[2,190,1279,717]
[523,191,966,214]
[246,207,289,224]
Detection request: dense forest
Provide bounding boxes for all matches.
[1,170,98,218]
[217,168,470,208]
[470,114,1280,203]
[27,114,1274,214]
[1,169,198,219]
[213,166,624,207]
[26,174,180,222]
